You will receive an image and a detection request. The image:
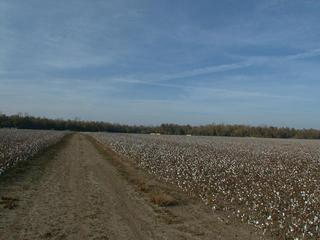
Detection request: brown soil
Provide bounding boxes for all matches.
[0,134,271,240]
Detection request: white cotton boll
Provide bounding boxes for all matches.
[93,132,320,239]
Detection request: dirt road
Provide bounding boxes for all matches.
[0,134,269,240]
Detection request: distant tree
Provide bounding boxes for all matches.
[0,113,319,139]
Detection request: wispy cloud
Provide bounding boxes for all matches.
[107,75,311,101]
[285,48,320,60]
[149,48,320,83]
[1,0,320,128]
[158,60,256,80]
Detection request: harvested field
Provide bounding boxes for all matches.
[0,129,67,175]
[90,133,320,239]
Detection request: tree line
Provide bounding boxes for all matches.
[1,113,319,139]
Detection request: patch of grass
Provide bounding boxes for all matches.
[0,133,73,184]
[86,134,183,209]
[138,182,150,193]
[0,196,19,209]
[150,192,178,207]
[0,134,73,210]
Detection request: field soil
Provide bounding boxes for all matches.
[0,134,269,240]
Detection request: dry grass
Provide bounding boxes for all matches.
[0,196,19,209]
[87,135,179,207]
[150,192,177,207]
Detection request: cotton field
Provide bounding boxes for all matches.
[90,133,320,239]
[0,129,67,175]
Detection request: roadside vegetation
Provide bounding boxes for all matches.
[0,129,67,175]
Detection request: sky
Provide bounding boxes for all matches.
[1,0,320,128]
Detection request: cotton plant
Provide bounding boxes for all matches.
[90,132,320,239]
[0,129,66,175]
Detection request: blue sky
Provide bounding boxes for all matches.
[1,0,320,128]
